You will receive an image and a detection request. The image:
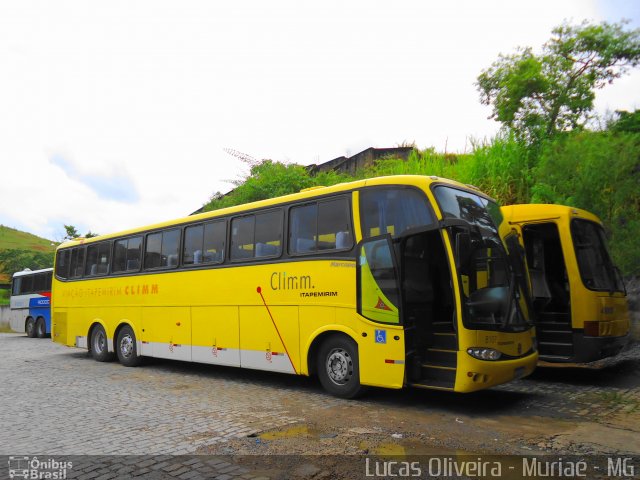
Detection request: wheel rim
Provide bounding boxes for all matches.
[326,348,353,386]
[120,334,134,358]
[37,322,44,336]
[94,330,106,354]
[26,321,34,336]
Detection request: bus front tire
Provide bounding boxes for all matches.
[116,325,141,367]
[25,318,36,338]
[317,335,363,399]
[35,318,46,338]
[90,325,114,362]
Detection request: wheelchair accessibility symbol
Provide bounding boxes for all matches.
[375,329,386,344]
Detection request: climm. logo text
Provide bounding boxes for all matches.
[270,272,314,290]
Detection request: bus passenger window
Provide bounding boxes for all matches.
[203,221,225,263]
[85,242,111,276]
[231,216,255,260]
[69,247,85,279]
[20,274,34,294]
[184,221,226,265]
[145,229,180,269]
[360,188,433,239]
[114,237,141,272]
[289,204,317,254]
[289,197,352,254]
[255,211,282,258]
[34,273,47,292]
[184,224,204,265]
[319,199,352,250]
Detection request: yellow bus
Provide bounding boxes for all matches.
[52,175,537,397]
[501,204,629,363]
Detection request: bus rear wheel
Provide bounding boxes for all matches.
[25,318,36,338]
[90,325,114,362]
[116,325,141,367]
[317,335,363,399]
[35,318,46,338]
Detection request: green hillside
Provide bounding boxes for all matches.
[0,225,57,285]
[0,225,57,252]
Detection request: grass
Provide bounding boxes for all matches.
[0,289,8,306]
[0,323,13,333]
[600,391,640,411]
[0,225,57,252]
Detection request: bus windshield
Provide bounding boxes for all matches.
[433,186,529,331]
[571,219,624,293]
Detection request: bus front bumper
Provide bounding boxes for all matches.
[570,332,629,363]
[455,350,538,393]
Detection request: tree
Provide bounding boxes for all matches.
[0,249,54,274]
[477,20,640,143]
[63,224,98,240]
[63,225,79,240]
[609,109,640,133]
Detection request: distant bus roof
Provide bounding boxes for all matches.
[12,267,54,278]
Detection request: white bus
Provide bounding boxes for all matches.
[10,268,53,338]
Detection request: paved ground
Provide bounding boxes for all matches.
[1,333,639,479]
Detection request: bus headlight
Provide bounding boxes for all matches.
[467,348,502,361]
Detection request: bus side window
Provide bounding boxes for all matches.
[203,221,225,263]
[145,230,180,269]
[34,273,47,292]
[360,187,433,239]
[20,275,34,294]
[69,247,86,279]
[56,250,70,279]
[231,216,255,260]
[289,204,317,254]
[184,224,204,265]
[12,277,22,295]
[113,237,141,273]
[289,198,352,254]
[318,198,352,250]
[255,210,282,258]
[84,242,111,276]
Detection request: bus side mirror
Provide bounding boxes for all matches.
[455,232,472,274]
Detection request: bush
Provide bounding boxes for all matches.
[532,131,640,274]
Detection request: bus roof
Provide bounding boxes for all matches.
[12,267,54,278]
[57,174,486,249]
[501,204,602,225]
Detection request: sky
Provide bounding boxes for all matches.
[1,0,638,242]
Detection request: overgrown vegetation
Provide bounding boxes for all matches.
[0,289,9,307]
[199,20,639,276]
[0,225,57,281]
[0,249,54,277]
[203,160,349,212]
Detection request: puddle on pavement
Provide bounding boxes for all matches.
[258,424,323,440]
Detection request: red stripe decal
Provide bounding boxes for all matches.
[256,286,297,374]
